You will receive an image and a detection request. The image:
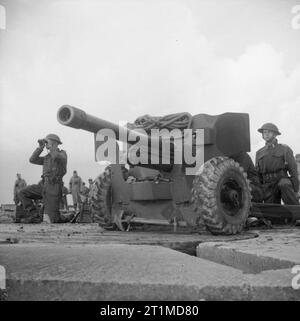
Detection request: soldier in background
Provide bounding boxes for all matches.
[18,134,72,223]
[256,123,299,205]
[69,170,82,212]
[13,173,27,205]
[88,178,93,191]
[87,178,94,206]
[75,182,92,223]
[79,182,90,204]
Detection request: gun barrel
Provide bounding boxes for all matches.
[57,105,132,141]
[57,105,174,170]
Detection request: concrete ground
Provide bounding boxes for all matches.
[0,223,257,254]
[0,223,299,300]
[196,228,300,273]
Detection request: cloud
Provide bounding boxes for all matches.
[200,43,300,158]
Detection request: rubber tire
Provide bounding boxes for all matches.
[90,166,113,226]
[191,156,251,235]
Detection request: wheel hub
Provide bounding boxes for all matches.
[220,179,243,216]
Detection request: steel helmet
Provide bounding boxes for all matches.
[257,123,281,135]
[44,133,62,144]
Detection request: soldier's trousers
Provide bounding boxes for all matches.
[71,189,81,210]
[263,178,299,205]
[18,181,64,223]
[250,183,264,203]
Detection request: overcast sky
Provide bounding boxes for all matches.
[0,0,300,203]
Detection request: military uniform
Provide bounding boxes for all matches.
[13,177,27,205]
[19,144,68,223]
[256,140,299,205]
[79,185,90,203]
[69,175,82,210]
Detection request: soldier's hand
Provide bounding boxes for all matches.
[38,139,46,148]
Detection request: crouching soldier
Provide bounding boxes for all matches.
[18,134,73,223]
[256,123,299,205]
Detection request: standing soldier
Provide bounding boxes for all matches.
[80,182,90,202]
[13,173,27,205]
[256,123,299,205]
[88,178,93,201]
[18,134,71,223]
[69,170,82,212]
[88,178,93,191]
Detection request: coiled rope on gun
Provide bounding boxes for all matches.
[127,112,192,133]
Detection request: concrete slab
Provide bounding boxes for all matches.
[0,223,257,255]
[1,243,300,300]
[196,228,300,273]
[0,243,246,301]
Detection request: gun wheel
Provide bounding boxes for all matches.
[191,156,251,235]
[90,166,115,228]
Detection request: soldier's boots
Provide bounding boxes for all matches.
[246,217,272,229]
[23,210,43,224]
[59,212,76,223]
[92,213,115,230]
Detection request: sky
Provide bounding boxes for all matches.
[0,0,300,203]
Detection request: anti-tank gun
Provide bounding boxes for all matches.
[57,104,252,235]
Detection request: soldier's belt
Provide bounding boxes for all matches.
[262,170,287,183]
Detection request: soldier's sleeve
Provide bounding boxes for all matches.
[29,147,44,165]
[21,180,27,189]
[285,146,299,192]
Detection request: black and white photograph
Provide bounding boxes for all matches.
[0,0,300,307]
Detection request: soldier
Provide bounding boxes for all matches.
[79,182,90,204]
[255,123,299,205]
[69,170,82,211]
[88,178,93,190]
[13,173,27,205]
[87,178,94,205]
[18,134,71,223]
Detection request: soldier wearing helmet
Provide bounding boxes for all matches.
[256,123,299,205]
[18,133,72,223]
